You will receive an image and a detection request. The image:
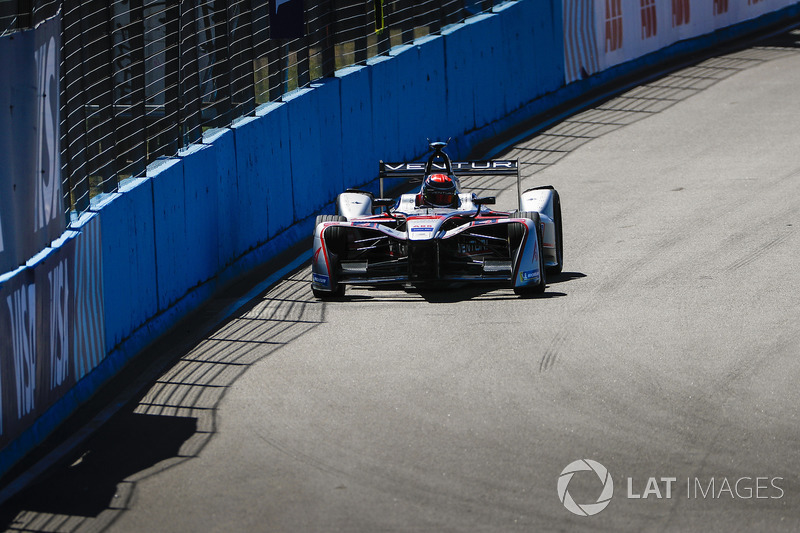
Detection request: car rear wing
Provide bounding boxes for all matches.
[378,159,522,210]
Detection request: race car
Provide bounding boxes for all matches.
[310,141,563,298]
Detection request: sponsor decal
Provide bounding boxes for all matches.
[520,269,538,282]
[312,273,329,285]
[410,226,434,232]
[383,161,517,173]
[451,160,516,171]
[470,219,497,226]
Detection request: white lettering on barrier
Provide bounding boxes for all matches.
[34,35,61,232]
[48,259,69,389]
[6,284,36,418]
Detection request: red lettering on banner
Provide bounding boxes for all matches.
[605,0,623,52]
[672,0,690,27]
[641,0,657,39]
[714,0,729,15]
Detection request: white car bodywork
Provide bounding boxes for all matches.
[310,144,562,298]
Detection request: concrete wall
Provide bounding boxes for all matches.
[1,0,798,480]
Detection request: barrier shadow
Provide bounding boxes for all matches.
[0,413,197,522]
[0,267,325,532]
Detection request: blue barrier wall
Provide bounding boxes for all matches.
[95,178,157,350]
[2,0,799,481]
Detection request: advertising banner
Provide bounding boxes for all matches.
[0,214,106,451]
[33,239,78,414]
[564,0,800,83]
[71,215,106,382]
[0,13,63,274]
[0,267,38,448]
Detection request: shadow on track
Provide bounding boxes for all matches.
[334,273,586,303]
[0,268,325,532]
[0,413,196,523]
[547,271,587,284]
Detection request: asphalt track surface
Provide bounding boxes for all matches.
[2,30,800,533]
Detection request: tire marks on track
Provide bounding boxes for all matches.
[539,330,567,373]
[502,43,800,375]
[725,232,792,273]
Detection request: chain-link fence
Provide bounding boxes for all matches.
[3,0,502,218]
[0,0,58,33]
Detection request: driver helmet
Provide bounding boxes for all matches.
[422,173,458,207]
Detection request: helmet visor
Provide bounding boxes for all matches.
[426,191,455,206]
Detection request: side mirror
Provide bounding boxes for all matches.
[474,196,496,206]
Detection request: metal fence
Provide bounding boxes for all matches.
[0,0,59,32]
[4,0,500,218]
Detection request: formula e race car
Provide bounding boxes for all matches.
[310,141,563,298]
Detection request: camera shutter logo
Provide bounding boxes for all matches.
[558,459,614,516]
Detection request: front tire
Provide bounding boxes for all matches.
[548,190,563,275]
[311,215,347,298]
[312,283,345,299]
[513,211,546,295]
